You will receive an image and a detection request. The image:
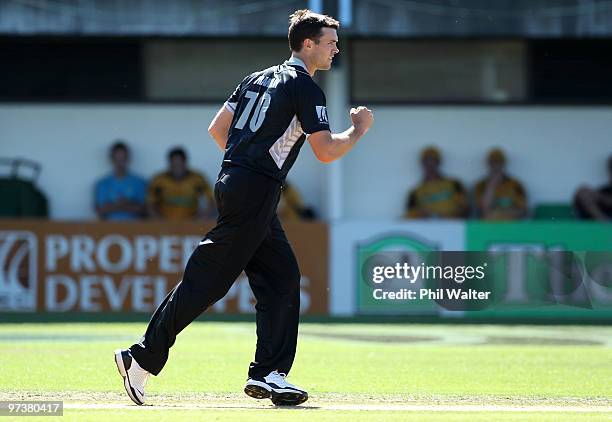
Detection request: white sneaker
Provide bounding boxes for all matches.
[244,370,308,405]
[114,349,150,405]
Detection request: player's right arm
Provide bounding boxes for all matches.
[208,76,248,151]
[208,106,233,151]
[308,106,373,163]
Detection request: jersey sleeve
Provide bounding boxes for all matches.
[223,74,252,114]
[294,79,331,135]
[224,84,241,114]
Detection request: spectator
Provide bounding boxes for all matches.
[278,181,317,221]
[473,148,527,220]
[404,146,468,219]
[94,141,146,220]
[574,155,612,222]
[147,147,214,220]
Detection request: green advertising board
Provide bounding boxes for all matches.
[465,222,612,321]
[355,222,612,321]
[466,222,612,251]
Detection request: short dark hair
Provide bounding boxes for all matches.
[168,147,187,162]
[288,9,339,52]
[110,140,129,157]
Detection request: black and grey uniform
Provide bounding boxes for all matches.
[130,57,330,379]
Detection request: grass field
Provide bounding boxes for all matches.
[0,321,611,421]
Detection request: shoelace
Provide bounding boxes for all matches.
[271,371,288,382]
[270,371,297,388]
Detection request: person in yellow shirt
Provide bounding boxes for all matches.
[404,146,468,219]
[473,148,527,220]
[147,147,214,220]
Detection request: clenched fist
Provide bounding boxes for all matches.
[350,106,374,134]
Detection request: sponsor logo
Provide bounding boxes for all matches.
[0,231,37,311]
[269,116,303,169]
[357,232,439,314]
[315,106,328,124]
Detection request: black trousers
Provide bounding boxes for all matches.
[130,165,301,379]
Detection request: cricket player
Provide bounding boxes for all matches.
[114,9,373,406]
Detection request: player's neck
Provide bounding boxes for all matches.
[290,53,317,76]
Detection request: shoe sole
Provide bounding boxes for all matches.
[114,350,144,406]
[244,381,272,400]
[244,383,308,406]
[271,390,309,406]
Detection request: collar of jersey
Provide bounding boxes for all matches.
[285,56,310,75]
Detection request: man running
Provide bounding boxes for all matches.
[114,8,373,406]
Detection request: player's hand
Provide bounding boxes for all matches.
[350,106,373,133]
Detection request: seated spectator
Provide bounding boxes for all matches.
[473,148,527,220]
[278,181,317,221]
[574,155,612,222]
[404,146,468,219]
[94,141,146,220]
[148,147,214,220]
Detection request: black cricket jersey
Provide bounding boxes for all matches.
[222,56,330,182]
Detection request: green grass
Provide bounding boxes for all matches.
[0,322,611,420]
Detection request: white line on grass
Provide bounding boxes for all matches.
[64,403,612,413]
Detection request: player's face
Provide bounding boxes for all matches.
[312,28,339,70]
